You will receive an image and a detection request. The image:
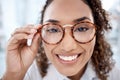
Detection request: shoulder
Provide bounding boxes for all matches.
[23,60,42,80]
[23,60,68,80]
[108,64,120,80]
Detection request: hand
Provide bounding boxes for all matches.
[4,24,42,80]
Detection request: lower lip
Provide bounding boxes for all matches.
[55,54,81,65]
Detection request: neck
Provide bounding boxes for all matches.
[67,64,87,80]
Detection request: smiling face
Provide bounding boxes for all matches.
[42,0,96,77]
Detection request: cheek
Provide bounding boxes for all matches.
[83,38,96,58]
[42,42,52,55]
[42,42,57,60]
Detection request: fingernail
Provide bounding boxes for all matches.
[27,39,32,46]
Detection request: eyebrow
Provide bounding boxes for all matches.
[73,17,91,23]
[45,19,59,23]
[45,16,91,23]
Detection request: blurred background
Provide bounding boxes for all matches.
[0,0,120,77]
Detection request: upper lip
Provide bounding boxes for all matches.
[55,53,82,56]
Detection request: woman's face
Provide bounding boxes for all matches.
[42,0,96,76]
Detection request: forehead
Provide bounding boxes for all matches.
[43,0,94,23]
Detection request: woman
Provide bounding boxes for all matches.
[1,0,120,80]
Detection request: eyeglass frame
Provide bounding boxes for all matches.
[37,21,97,45]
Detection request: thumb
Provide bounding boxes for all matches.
[30,33,41,54]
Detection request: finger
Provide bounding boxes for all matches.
[11,24,42,36]
[11,24,41,36]
[34,24,42,29]
[26,24,42,46]
[35,24,42,33]
[7,33,34,50]
[30,33,41,54]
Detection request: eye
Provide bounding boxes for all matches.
[46,28,60,33]
[75,27,89,32]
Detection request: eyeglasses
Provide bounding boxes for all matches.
[37,21,96,45]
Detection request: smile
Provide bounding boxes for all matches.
[56,53,81,62]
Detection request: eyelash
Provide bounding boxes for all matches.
[47,28,60,33]
[75,27,89,32]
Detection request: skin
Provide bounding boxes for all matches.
[43,0,96,80]
[3,0,96,80]
[4,25,41,80]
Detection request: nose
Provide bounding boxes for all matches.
[58,30,78,52]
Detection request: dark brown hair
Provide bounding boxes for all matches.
[36,0,114,80]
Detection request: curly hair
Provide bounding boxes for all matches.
[36,0,114,80]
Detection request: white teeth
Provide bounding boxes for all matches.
[58,55,78,61]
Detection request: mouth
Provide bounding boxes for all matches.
[56,53,81,64]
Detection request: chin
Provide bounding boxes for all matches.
[58,69,79,76]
